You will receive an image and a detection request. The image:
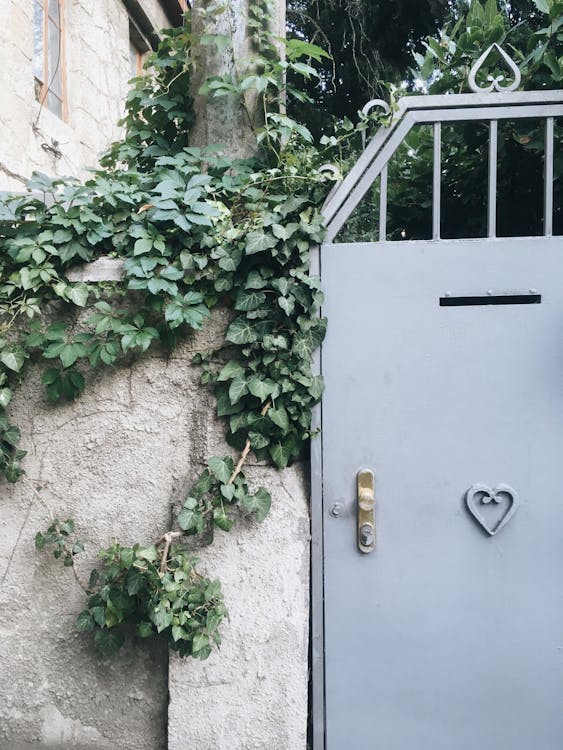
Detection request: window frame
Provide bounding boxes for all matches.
[33,0,67,120]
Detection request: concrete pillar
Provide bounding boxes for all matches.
[168,2,311,747]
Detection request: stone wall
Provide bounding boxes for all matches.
[0,0,172,192]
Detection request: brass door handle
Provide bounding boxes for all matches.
[357,469,375,553]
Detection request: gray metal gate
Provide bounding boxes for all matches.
[311,47,563,749]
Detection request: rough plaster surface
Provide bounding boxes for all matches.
[0,311,310,749]
[168,461,310,750]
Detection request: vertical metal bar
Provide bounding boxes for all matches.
[488,120,498,238]
[433,122,441,240]
[544,116,554,237]
[379,166,388,242]
[309,243,326,750]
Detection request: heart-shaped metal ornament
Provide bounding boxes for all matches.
[468,43,522,94]
[465,483,519,536]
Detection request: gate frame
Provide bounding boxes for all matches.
[310,65,563,748]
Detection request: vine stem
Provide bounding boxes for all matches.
[227,400,271,485]
[157,400,272,572]
[71,559,90,594]
[158,531,185,574]
[22,476,55,521]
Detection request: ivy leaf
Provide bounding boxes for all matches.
[226,317,258,345]
[208,456,233,484]
[91,606,106,627]
[228,376,248,404]
[278,296,295,316]
[217,360,245,382]
[269,405,289,432]
[0,349,25,373]
[247,377,277,401]
[213,507,233,532]
[245,271,268,289]
[533,0,550,11]
[235,290,267,311]
[138,622,154,638]
[240,487,271,522]
[245,231,278,255]
[136,545,158,562]
[270,439,295,468]
[220,483,236,501]
[177,507,197,532]
[152,606,173,633]
[75,610,95,633]
[309,375,324,400]
[0,388,13,408]
[67,283,89,307]
[192,633,211,657]
[126,569,144,595]
[248,431,270,450]
[171,625,187,642]
[94,628,125,656]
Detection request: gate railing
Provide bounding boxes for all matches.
[322,46,563,244]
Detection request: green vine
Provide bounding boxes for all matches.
[0,10,334,657]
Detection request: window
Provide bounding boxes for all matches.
[129,39,146,78]
[128,19,149,79]
[33,0,65,118]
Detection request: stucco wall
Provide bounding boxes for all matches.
[0,307,310,749]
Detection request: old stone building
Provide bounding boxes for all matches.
[0,0,187,191]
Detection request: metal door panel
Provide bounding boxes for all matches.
[321,238,563,750]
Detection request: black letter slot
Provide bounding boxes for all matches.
[440,293,541,307]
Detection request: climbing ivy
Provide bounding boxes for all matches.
[0,10,334,657]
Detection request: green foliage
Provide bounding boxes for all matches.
[35,518,84,567]
[178,459,271,535]
[0,24,333,485]
[2,14,336,661]
[39,528,227,658]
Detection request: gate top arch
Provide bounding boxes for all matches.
[322,45,563,244]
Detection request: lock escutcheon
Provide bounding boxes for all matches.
[357,469,376,553]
